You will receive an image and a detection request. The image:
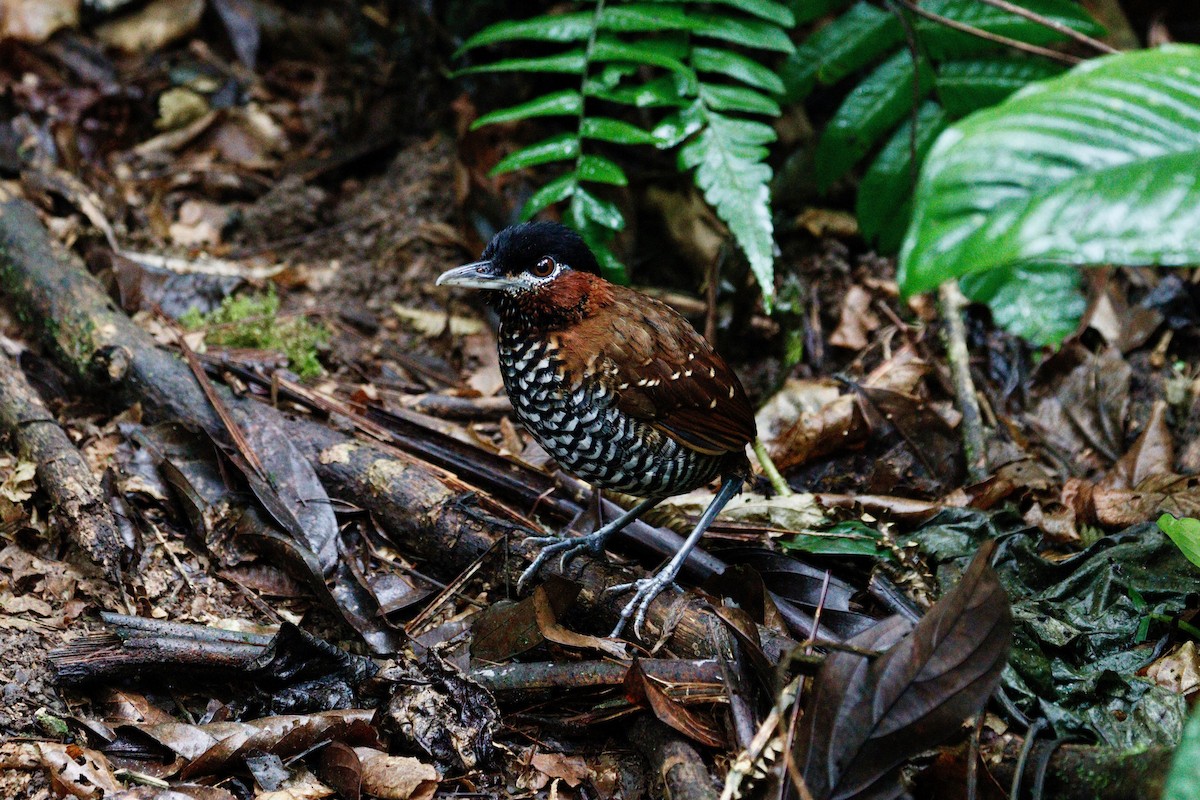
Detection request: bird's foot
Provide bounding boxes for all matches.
[516,530,609,593]
[606,570,677,639]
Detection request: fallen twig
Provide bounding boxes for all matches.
[0,347,124,582]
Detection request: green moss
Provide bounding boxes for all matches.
[181,288,328,379]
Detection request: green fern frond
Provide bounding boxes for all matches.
[458,0,789,301]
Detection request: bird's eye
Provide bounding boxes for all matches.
[531,257,556,278]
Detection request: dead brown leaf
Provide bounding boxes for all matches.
[829,285,882,350]
[1142,640,1200,695]
[529,751,589,788]
[353,748,439,800]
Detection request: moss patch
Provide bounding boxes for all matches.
[181,289,328,378]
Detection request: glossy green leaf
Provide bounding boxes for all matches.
[793,0,856,25]
[592,37,696,85]
[693,46,784,94]
[521,174,577,220]
[780,520,895,559]
[712,0,793,26]
[781,2,902,103]
[600,3,691,32]
[815,51,933,190]
[936,58,1063,117]
[1164,702,1200,800]
[471,90,583,129]
[587,73,691,107]
[918,0,1105,59]
[857,101,948,246]
[700,83,780,116]
[457,51,587,76]
[959,263,1085,346]
[652,101,705,148]
[577,154,628,185]
[457,12,592,53]
[490,134,579,175]
[1158,515,1200,571]
[899,47,1200,301]
[565,200,627,283]
[679,111,776,308]
[687,11,794,53]
[573,186,625,231]
[580,116,657,145]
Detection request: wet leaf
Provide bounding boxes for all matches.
[624,659,724,748]
[377,651,499,771]
[471,576,581,662]
[794,541,1011,800]
[912,509,1193,747]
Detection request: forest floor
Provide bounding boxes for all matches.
[1,3,1197,800]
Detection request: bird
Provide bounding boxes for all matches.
[436,221,756,637]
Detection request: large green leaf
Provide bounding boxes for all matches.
[899,46,1200,301]
[918,0,1105,59]
[815,50,933,190]
[857,101,948,247]
[1165,702,1200,800]
[935,58,1063,117]
[680,111,777,308]
[780,2,902,103]
[959,263,1085,346]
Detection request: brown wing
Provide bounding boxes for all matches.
[556,285,756,456]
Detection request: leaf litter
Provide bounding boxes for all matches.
[1,3,1200,799]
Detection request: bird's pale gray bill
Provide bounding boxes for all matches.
[435,260,516,291]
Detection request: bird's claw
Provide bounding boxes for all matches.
[516,533,607,594]
[606,574,673,639]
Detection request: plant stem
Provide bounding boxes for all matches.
[754,437,792,497]
[939,281,988,482]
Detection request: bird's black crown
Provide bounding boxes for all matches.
[483,221,599,276]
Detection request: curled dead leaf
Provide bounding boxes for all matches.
[352,748,439,800]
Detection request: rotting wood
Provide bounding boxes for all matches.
[0,188,795,656]
[985,738,1172,800]
[0,347,124,582]
[630,717,720,800]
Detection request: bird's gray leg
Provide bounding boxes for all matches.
[608,476,743,638]
[517,495,664,593]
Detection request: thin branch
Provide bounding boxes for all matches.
[939,282,988,482]
[892,0,1082,65]
[978,0,1118,54]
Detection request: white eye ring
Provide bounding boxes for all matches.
[532,257,556,278]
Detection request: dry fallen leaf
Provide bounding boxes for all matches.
[530,751,589,788]
[353,748,438,800]
[1143,641,1200,695]
[37,742,120,799]
[829,285,882,350]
